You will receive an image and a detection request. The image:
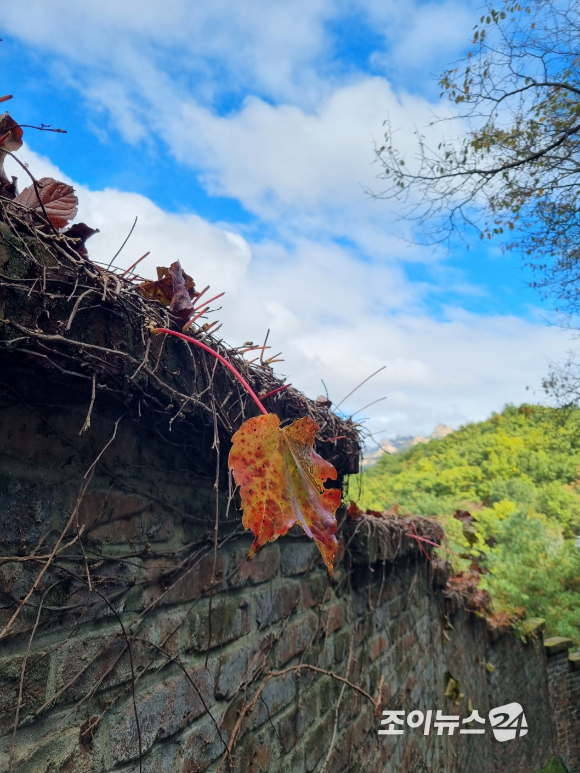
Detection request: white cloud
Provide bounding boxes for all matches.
[2,0,475,258]
[159,75,459,266]
[365,0,478,77]
[8,147,568,439]
[2,0,479,103]
[172,78,423,212]
[2,1,472,206]
[1,0,336,106]
[5,147,250,295]
[3,2,572,440]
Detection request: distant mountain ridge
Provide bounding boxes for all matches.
[363,423,454,466]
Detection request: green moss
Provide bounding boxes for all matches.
[0,223,31,279]
[534,757,568,773]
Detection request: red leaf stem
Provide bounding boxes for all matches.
[119,251,150,278]
[192,285,209,307]
[406,533,459,557]
[194,291,224,310]
[151,327,268,415]
[261,383,291,399]
[183,305,210,330]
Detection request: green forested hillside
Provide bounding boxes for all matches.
[356,404,580,639]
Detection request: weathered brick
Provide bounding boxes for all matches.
[280,541,320,576]
[368,633,387,662]
[278,611,318,665]
[80,491,154,543]
[181,708,228,771]
[1,390,576,773]
[0,651,50,723]
[162,553,226,605]
[245,670,298,732]
[304,711,334,772]
[108,663,215,763]
[142,507,174,542]
[234,725,280,773]
[333,629,351,663]
[253,581,300,629]
[301,571,328,609]
[228,543,280,586]
[215,637,261,700]
[321,601,343,633]
[53,634,125,706]
[123,741,181,773]
[186,594,251,651]
[291,687,319,739]
[317,674,343,713]
[279,744,306,773]
[0,725,91,773]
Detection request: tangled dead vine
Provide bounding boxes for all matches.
[0,168,459,773]
[0,192,360,474]
[0,182,420,772]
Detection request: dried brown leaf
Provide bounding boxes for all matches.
[64,222,100,257]
[13,177,78,229]
[138,261,196,320]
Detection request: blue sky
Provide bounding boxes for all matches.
[1,0,572,439]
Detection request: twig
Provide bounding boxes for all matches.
[15,124,67,134]
[350,396,387,418]
[192,285,209,308]
[8,582,60,773]
[84,414,125,479]
[79,375,96,434]
[66,288,98,330]
[196,291,224,309]
[268,664,376,707]
[151,328,268,416]
[182,305,209,331]
[335,366,386,409]
[119,252,150,279]
[216,662,377,773]
[320,638,354,773]
[260,328,270,365]
[0,476,93,640]
[107,216,137,270]
[261,383,291,400]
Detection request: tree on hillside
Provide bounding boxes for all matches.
[375,0,580,317]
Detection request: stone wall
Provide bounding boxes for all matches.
[546,637,580,769]
[0,378,579,773]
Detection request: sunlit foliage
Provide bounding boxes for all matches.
[356,404,580,638]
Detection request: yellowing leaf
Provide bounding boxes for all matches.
[228,413,341,573]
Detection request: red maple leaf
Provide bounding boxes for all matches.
[228,414,341,574]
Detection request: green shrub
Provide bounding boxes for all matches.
[353,404,580,639]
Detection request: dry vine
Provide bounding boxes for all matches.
[0,133,450,773]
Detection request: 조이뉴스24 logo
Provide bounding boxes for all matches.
[379,702,528,741]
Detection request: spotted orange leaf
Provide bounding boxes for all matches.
[228,413,341,574]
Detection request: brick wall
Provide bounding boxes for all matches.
[0,378,578,773]
[546,638,580,771]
